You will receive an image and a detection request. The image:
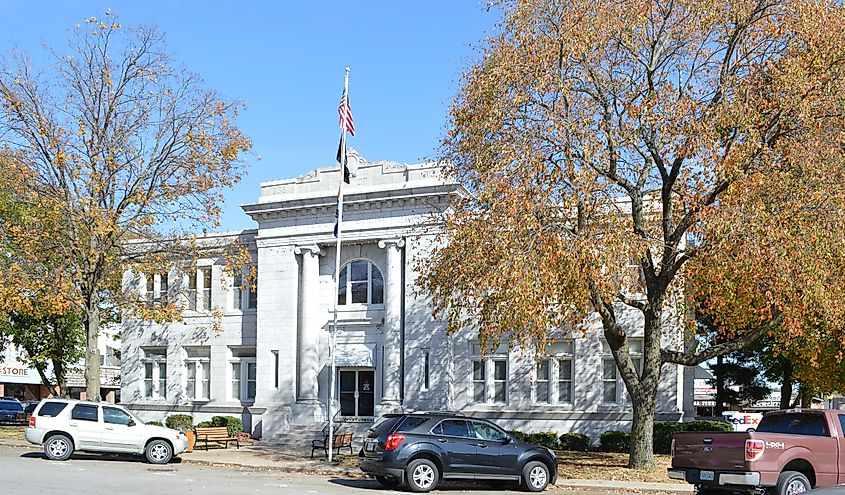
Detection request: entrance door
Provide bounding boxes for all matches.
[338,370,375,417]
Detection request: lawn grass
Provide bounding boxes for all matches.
[555,450,680,483]
[0,425,25,442]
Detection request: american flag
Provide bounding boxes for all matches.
[338,94,355,136]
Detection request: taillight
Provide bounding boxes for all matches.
[385,433,405,451]
[671,438,676,457]
[28,416,36,428]
[745,439,765,461]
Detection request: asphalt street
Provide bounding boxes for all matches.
[1,444,669,495]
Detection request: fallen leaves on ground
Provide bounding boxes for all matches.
[555,451,681,483]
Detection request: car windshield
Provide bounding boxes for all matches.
[0,401,23,412]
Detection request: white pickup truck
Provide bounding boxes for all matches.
[25,398,188,464]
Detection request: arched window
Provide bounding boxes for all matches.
[337,260,384,305]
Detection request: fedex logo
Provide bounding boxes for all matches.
[727,415,760,425]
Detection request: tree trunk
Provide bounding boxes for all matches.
[84,305,101,401]
[714,354,725,416]
[779,359,793,409]
[629,386,657,469]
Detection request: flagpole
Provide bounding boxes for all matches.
[328,66,350,464]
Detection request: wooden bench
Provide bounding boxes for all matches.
[195,426,240,450]
[310,431,353,458]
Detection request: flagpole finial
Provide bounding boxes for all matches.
[345,66,350,74]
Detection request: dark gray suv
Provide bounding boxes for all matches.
[358,413,557,492]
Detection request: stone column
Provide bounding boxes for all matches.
[292,244,325,423]
[378,238,404,410]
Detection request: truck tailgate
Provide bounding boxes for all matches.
[672,432,748,471]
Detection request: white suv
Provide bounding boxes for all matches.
[25,399,188,464]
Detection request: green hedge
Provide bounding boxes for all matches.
[210,415,244,437]
[602,420,734,454]
[558,432,591,451]
[600,430,631,452]
[146,420,163,426]
[165,414,194,431]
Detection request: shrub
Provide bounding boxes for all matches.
[600,430,630,452]
[653,422,686,454]
[165,414,194,431]
[210,415,244,437]
[508,430,530,442]
[684,420,734,432]
[507,430,559,449]
[146,420,163,426]
[558,432,591,452]
[196,420,213,428]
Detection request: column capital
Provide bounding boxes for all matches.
[293,244,325,256]
[378,238,405,250]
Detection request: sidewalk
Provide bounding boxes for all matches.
[0,437,690,493]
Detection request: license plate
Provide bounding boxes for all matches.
[700,471,715,481]
[365,441,376,452]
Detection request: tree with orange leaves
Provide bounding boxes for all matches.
[0,12,251,401]
[419,0,845,469]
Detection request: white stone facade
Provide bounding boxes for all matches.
[120,158,694,440]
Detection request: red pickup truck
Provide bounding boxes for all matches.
[669,409,845,495]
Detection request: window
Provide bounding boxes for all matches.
[337,260,384,305]
[602,359,617,403]
[248,269,257,309]
[184,347,210,401]
[472,421,509,442]
[233,271,243,310]
[433,419,472,437]
[535,340,574,405]
[535,360,550,403]
[230,356,256,402]
[187,269,198,311]
[422,349,430,391]
[146,274,155,308]
[470,342,508,404]
[159,272,169,306]
[397,416,430,432]
[202,266,212,311]
[103,407,132,425]
[601,338,642,403]
[142,349,167,399]
[37,402,68,417]
[71,404,99,422]
[758,413,830,436]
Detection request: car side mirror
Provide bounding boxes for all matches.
[502,436,512,444]
[127,419,136,427]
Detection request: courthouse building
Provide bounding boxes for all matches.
[120,157,694,439]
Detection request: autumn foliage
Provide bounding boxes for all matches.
[419,0,845,469]
[0,13,251,399]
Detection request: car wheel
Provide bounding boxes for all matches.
[522,460,550,492]
[145,439,173,464]
[405,458,439,493]
[775,471,811,495]
[44,434,74,461]
[375,475,402,489]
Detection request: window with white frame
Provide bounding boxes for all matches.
[201,266,212,311]
[187,269,198,311]
[601,338,642,403]
[232,271,243,310]
[184,347,210,401]
[533,340,574,405]
[421,349,431,391]
[145,274,155,308]
[470,343,508,404]
[142,348,167,399]
[229,348,256,402]
[337,260,384,305]
[159,272,169,306]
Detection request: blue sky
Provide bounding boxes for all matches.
[0,1,500,231]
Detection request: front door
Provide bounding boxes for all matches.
[431,419,478,478]
[339,369,375,417]
[471,420,520,478]
[101,406,143,452]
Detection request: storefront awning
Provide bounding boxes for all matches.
[334,343,375,368]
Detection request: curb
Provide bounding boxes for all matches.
[555,479,693,493]
[180,457,366,477]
